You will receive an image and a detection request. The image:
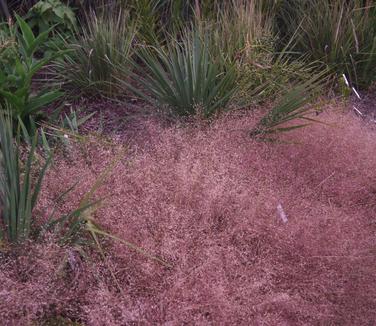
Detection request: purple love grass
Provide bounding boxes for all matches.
[1,109,375,325]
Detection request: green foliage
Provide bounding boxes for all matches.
[235,48,319,106]
[198,0,273,65]
[130,0,162,44]
[26,0,77,33]
[193,1,314,106]
[58,108,95,145]
[202,1,271,102]
[250,71,328,141]
[281,0,376,89]
[39,108,95,149]
[110,0,220,44]
[128,0,197,43]
[61,108,95,135]
[0,111,51,243]
[0,22,17,65]
[126,31,237,117]
[0,15,63,130]
[338,74,352,98]
[24,0,77,55]
[54,9,136,96]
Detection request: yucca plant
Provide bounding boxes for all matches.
[0,111,51,243]
[125,31,237,117]
[53,9,136,96]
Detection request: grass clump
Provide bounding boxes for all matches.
[195,0,315,106]
[54,9,136,97]
[127,31,237,118]
[282,0,376,89]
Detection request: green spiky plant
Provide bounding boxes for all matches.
[125,30,237,118]
[250,71,329,141]
[54,8,136,96]
[0,111,51,243]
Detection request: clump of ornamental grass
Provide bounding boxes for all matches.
[53,8,137,97]
[123,30,237,118]
[280,0,376,89]
[194,0,316,106]
[202,0,273,64]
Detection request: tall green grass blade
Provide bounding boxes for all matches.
[0,111,51,242]
[251,71,328,140]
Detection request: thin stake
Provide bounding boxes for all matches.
[352,87,361,100]
[353,106,364,116]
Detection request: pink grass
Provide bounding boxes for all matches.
[1,108,375,325]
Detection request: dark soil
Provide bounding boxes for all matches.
[351,88,376,121]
